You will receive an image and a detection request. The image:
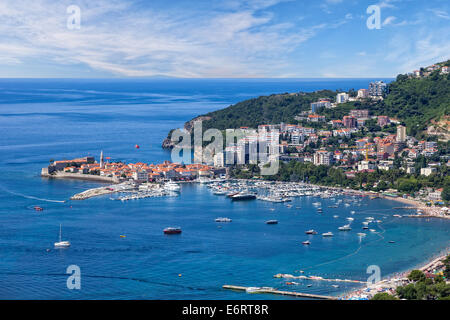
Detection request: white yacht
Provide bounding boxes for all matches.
[54,224,71,248]
[338,224,352,231]
[322,232,334,237]
[164,181,181,192]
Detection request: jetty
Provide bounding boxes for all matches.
[70,182,135,200]
[274,273,365,284]
[222,285,337,300]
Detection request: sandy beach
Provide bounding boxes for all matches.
[342,249,450,300]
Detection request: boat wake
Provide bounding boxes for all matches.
[0,185,66,203]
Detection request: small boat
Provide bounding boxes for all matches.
[332,285,339,288]
[266,220,278,225]
[322,232,334,237]
[215,217,232,223]
[120,235,126,238]
[164,227,182,235]
[245,287,274,294]
[34,206,44,211]
[388,240,395,243]
[302,240,311,245]
[333,215,339,218]
[317,208,323,213]
[305,229,317,235]
[54,224,71,248]
[338,224,352,231]
[346,217,354,221]
[362,226,369,230]
[369,229,376,232]
[350,211,355,214]
[135,144,140,149]
[357,233,366,237]
[393,214,402,218]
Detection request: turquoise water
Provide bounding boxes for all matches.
[0,79,448,300]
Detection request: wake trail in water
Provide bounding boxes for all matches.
[301,219,389,271]
[0,271,209,292]
[0,184,66,203]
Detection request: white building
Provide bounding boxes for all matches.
[396,125,406,143]
[213,152,225,167]
[313,151,333,166]
[336,92,349,104]
[358,161,376,171]
[132,170,149,182]
[420,167,437,176]
[357,89,369,99]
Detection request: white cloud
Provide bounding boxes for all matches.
[0,0,349,77]
[428,9,450,20]
[383,16,397,26]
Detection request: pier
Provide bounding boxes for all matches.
[222,285,338,300]
[274,273,365,284]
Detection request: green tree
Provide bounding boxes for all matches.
[408,270,426,282]
[371,293,398,300]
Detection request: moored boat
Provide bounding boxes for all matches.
[164,227,182,234]
[231,192,256,201]
[54,224,71,248]
[338,224,352,231]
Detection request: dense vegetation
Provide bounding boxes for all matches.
[173,60,450,140]
[372,256,450,300]
[372,69,450,137]
[197,90,336,132]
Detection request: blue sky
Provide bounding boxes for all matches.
[0,0,449,78]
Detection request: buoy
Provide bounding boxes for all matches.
[135,144,140,149]
[120,235,126,238]
[178,274,182,277]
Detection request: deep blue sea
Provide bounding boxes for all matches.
[0,78,449,300]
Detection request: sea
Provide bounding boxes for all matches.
[0,78,448,299]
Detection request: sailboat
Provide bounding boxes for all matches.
[54,224,71,248]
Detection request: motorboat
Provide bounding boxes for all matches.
[338,224,352,231]
[164,227,182,234]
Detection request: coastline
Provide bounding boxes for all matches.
[41,171,119,184]
[341,248,450,300]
